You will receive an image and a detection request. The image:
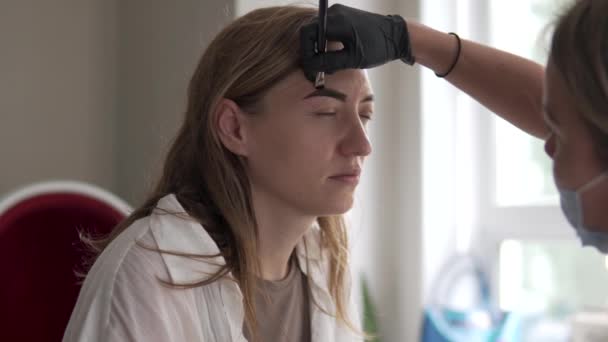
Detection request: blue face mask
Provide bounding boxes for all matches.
[558,172,608,253]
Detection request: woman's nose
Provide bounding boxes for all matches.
[339,118,372,157]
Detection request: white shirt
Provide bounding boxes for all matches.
[63,194,361,341]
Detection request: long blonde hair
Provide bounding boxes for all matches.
[551,0,608,163]
[85,6,357,341]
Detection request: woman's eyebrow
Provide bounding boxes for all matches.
[304,88,347,101]
[303,88,375,103]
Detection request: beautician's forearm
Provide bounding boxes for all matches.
[408,22,548,139]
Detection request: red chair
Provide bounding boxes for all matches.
[0,181,131,342]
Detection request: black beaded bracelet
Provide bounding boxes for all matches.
[435,32,462,78]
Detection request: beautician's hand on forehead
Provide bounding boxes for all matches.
[299,4,415,81]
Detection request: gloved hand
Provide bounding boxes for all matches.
[300,4,415,81]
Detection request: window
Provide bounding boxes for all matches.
[422,0,608,340]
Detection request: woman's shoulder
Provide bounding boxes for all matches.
[94,194,225,288]
[63,216,164,341]
[83,194,224,286]
[79,215,165,298]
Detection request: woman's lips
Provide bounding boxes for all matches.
[329,174,360,185]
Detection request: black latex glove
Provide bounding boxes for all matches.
[300,4,415,81]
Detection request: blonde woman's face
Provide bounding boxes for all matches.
[242,68,373,216]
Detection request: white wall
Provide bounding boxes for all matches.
[0,0,118,194]
[115,0,234,204]
[0,0,234,205]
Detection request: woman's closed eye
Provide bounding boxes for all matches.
[315,111,337,116]
[313,111,373,125]
[360,113,372,122]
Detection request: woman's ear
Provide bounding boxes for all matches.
[215,98,249,156]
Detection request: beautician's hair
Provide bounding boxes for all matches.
[550,0,608,163]
[83,6,359,341]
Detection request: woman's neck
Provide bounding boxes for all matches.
[251,188,316,281]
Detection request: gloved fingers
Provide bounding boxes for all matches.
[322,50,353,71]
[300,52,325,79]
[323,14,357,48]
[300,4,360,79]
[300,16,353,56]
[300,49,353,77]
[299,21,319,59]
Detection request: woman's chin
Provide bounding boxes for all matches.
[315,197,354,216]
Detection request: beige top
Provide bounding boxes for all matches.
[244,256,311,342]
